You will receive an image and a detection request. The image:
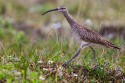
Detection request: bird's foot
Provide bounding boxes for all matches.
[62,62,69,68]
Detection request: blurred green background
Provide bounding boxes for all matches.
[0,0,125,82]
[0,0,125,41]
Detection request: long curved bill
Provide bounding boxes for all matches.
[42,8,58,15]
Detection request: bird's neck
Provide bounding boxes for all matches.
[63,11,76,26]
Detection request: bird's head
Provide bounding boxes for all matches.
[42,6,67,15]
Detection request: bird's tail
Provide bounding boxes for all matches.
[101,40,120,50]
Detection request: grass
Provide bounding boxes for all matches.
[0,0,125,82]
[0,23,125,83]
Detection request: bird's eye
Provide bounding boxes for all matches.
[61,7,65,9]
[59,6,66,10]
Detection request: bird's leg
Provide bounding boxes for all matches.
[89,46,96,61]
[63,48,82,65]
[62,43,88,67]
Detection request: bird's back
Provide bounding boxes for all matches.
[72,22,120,50]
[73,23,102,43]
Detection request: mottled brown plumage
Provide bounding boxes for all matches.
[74,23,120,50]
[42,6,120,65]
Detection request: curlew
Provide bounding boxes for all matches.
[42,6,120,66]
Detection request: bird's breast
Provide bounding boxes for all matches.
[72,30,81,43]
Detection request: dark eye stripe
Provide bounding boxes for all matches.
[61,8,66,9]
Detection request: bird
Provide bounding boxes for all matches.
[42,6,120,66]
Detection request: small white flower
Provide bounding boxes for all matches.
[43,68,48,71]
[73,73,78,77]
[58,66,63,77]
[38,60,43,64]
[48,60,54,64]
[39,75,45,80]
[101,67,103,69]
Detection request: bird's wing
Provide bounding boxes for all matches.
[75,23,120,50]
[77,24,103,44]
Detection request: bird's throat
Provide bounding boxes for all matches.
[63,11,76,26]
